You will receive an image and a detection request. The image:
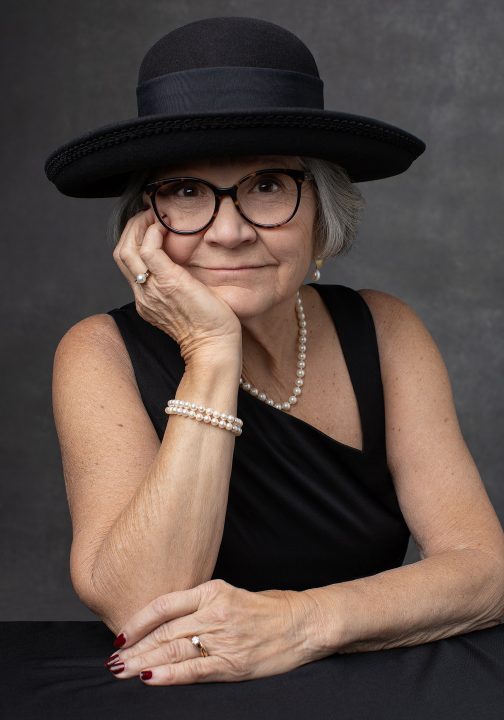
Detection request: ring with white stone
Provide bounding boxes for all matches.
[135,270,150,284]
[191,635,209,657]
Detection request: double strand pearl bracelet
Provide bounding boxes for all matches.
[165,399,243,436]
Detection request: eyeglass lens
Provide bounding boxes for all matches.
[153,171,299,232]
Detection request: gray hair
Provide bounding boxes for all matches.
[106,156,366,260]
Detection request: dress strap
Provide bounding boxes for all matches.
[307,283,386,459]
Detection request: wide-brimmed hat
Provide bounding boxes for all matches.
[44,16,426,198]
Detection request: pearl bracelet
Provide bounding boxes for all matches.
[165,399,243,436]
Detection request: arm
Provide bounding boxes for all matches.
[303,547,504,655]
[300,289,504,655]
[53,315,242,635]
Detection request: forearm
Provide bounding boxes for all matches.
[304,549,504,655]
[88,352,241,634]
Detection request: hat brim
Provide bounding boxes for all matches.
[44,108,426,198]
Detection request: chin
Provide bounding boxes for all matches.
[209,284,264,316]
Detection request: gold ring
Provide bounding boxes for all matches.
[190,635,209,657]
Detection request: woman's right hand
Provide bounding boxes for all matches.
[113,208,243,366]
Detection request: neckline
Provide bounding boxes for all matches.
[238,283,366,457]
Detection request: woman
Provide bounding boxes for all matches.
[45,15,504,712]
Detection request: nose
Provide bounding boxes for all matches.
[203,195,256,246]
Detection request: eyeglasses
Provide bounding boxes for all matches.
[143,168,314,234]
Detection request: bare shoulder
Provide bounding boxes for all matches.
[355,287,435,367]
[54,312,134,382]
[355,286,449,403]
[56,312,125,350]
[356,288,413,346]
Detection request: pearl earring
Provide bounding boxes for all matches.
[312,258,324,281]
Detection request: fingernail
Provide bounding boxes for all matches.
[140,670,152,681]
[109,662,125,675]
[104,653,120,667]
[113,633,126,649]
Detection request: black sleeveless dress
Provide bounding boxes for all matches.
[6,283,500,719]
[107,282,411,590]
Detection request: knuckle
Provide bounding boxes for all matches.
[171,638,189,660]
[118,246,135,262]
[205,578,228,594]
[152,593,172,617]
[138,245,152,260]
[123,215,136,231]
[134,652,150,669]
[166,638,182,658]
[152,623,170,645]
[210,578,238,602]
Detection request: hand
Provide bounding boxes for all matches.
[104,578,322,685]
[113,208,242,364]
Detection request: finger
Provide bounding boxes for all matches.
[113,585,205,649]
[112,217,149,290]
[112,611,209,660]
[114,208,160,287]
[109,619,200,662]
[107,637,200,680]
[112,208,149,271]
[139,655,227,686]
[136,216,185,279]
[116,208,156,282]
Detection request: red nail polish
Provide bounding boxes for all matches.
[104,653,120,667]
[140,670,152,681]
[113,633,126,649]
[109,662,125,675]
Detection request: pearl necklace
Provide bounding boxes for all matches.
[239,289,306,412]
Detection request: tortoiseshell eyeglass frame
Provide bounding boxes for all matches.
[142,168,315,234]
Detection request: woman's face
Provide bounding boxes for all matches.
[142,155,317,319]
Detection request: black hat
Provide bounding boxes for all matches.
[44,16,426,198]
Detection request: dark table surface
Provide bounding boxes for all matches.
[1,621,503,720]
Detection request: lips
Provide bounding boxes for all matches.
[197,265,266,270]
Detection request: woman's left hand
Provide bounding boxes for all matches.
[104,579,324,685]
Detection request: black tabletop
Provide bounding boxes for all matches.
[1,621,503,719]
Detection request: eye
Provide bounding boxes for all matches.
[157,180,210,198]
[174,182,200,198]
[251,175,283,193]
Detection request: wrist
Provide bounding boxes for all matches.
[178,352,242,416]
[185,343,242,374]
[295,587,344,661]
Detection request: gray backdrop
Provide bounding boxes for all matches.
[1,0,502,620]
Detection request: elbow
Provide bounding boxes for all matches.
[74,579,129,636]
[71,567,199,637]
[69,553,127,636]
[69,545,209,635]
[71,572,122,635]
